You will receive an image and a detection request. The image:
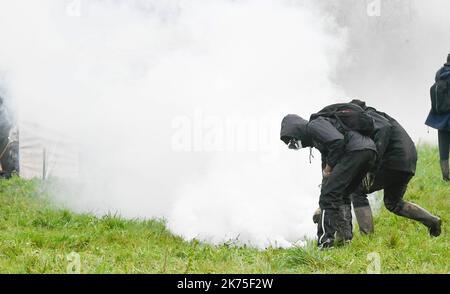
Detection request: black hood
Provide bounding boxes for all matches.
[280,114,311,146]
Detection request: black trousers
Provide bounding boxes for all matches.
[351,190,370,208]
[364,169,413,214]
[317,150,376,247]
[438,130,450,160]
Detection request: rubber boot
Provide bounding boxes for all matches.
[335,204,353,245]
[440,160,449,182]
[354,206,374,235]
[397,202,442,237]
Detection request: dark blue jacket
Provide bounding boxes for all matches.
[425,64,450,131]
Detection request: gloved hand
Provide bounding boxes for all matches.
[312,208,322,224]
[362,172,375,193]
[322,164,332,178]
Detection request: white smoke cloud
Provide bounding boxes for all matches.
[319,0,450,143]
[0,0,348,248]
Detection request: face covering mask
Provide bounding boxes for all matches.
[288,138,303,150]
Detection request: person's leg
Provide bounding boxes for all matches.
[318,150,376,248]
[335,194,353,244]
[336,156,376,242]
[438,130,450,181]
[351,188,374,235]
[351,190,370,208]
[382,171,442,237]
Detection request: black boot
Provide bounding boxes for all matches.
[397,202,442,237]
[335,204,353,245]
[354,206,374,235]
[440,160,449,181]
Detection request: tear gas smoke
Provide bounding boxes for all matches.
[0,0,448,248]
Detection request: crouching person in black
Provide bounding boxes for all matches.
[280,107,377,249]
[352,100,442,237]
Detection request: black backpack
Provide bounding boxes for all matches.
[430,70,450,115]
[310,103,375,135]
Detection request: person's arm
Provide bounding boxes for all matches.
[322,163,332,177]
[325,139,345,168]
[307,118,345,169]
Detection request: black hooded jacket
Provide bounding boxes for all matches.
[281,114,377,168]
[350,100,417,174]
[369,109,417,174]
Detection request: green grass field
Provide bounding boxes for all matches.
[0,146,448,274]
